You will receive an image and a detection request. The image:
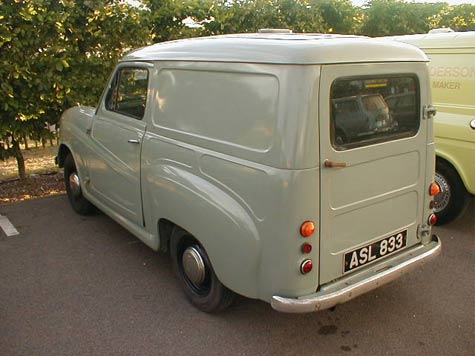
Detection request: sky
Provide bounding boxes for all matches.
[352,0,474,5]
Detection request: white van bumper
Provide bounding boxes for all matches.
[271,234,441,313]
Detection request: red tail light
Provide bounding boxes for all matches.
[428,213,437,225]
[300,259,313,274]
[301,243,312,254]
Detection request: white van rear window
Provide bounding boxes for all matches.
[330,75,420,150]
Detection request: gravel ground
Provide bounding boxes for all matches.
[0,172,65,204]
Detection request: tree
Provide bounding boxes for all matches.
[315,0,361,34]
[431,4,475,31]
[0,0,66,178]
[146,0,356,39]
[201,0,328,34]
[0,0,150,179]
[360,0,445,36]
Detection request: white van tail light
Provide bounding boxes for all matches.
[428,213,437,225]
[300,259,313,274]
[301,243,312,254]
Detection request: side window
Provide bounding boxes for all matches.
[105,67,149,120]
[330,75,420,150]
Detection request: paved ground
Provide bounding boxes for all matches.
[0,195,473,356]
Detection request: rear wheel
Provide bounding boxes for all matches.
[64,153,93,215]
[434,159,468,225]
[170,228,235,312]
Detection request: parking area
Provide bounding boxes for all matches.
[0,195,473,356]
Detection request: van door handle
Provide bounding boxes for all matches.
[127,139,140,144]
[324,159,347,168]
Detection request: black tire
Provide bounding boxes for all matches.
[170,228,235,313]
[434,159,469,225]
[64,153,94,215]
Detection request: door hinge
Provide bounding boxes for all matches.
[423,105,437,120]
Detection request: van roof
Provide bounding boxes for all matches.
[388,31,475,50]
[122,33,428,65]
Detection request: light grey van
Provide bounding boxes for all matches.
[57,33,441,313]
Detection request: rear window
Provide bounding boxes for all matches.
[330,75,420,150]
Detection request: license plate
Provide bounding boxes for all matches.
[344,230,407,273]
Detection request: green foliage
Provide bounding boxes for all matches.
[145,0,359,38]
[199,0,326,35]
[316,0,361,34]
[360,0,446,36]
[0,0,150,178]
[431,4,475,31]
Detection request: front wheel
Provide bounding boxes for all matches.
[170,228,235,313]
[434,159,468,225]
[64,153,93,215]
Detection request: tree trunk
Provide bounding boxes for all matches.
[23,133,29,150]
[11,139,26,180]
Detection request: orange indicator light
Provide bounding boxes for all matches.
[429,182,441,196]
[300,221,315,237]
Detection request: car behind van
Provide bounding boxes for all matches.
[58,32,441,312]
[388,30,475,224]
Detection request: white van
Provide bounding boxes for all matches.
[388,30,475,224]
[58,32,441,312]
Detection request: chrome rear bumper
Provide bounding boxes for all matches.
[271,234,441,313]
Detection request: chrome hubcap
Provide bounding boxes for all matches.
[434,172,450,213]
[69,172,81,198]
[182,246,206,285]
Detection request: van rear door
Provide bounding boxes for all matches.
[319,62,430,284]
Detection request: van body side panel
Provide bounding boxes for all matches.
[140,134,320,300]
[141,62,321,300]
[427,49,475,194]
[318,62,431,284]
[141,134,261,297]
[426,49,475,116]
[148,61,320,170]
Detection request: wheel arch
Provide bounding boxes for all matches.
[158,218,175,254]
[58,143,90,199]
[435,152,470,194]
[57,144,72,168]
[146,165,261,299]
